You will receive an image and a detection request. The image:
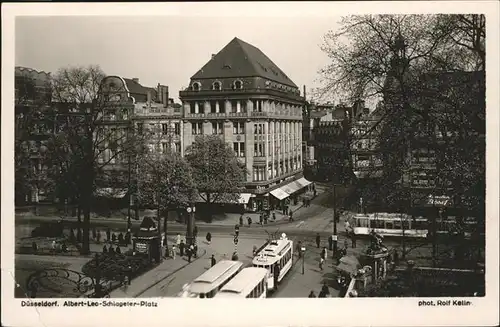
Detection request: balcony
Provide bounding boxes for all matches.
[183,111,301,120]
[179,88,305,102]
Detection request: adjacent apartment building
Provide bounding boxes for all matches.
[179,37,309,211]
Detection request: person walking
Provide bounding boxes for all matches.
[351,233,357,248]
[259,214,264,225]
[328,235,333,251]
[186,247,192,263]
[344,219,351,235]
[319,256,325,271]
[247,216,252,227]
[239,215,244,227]
[272,212,276,222]
[172,245,177,259]
[264,214,268,225]
[289,210,294,222]
[179,240,185,256]
[211,254,216,267]
[206,232,212,245]
[193,244,198,258]
[103,244,108,253]
[308,291,316,298]
[234,224,240,237]
[176,233,181,247]
[106,228,111,242]
[189,244,195,259]
[51,240,57,254]
[322,247,328,260]
[315,233,321,248]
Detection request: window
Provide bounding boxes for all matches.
[136,123,144,134]
[233,142,245,157]
[162,143,169,153]
[192,122,203,135]
[212,81,221,91]
[174,122,180,135]
[233,122,244,134]
[212,122,223,134]
[234,80,243,90]
[192,82,201,91]
[253,166,265,181]
[175,142,181,153]
[162,123,170,135]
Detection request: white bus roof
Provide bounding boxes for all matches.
[215,267,268,297]
[189,260,244,294]
[252,239,292,266]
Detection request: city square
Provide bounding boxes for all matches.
[12,13,486,301]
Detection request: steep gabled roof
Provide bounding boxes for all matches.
[123,78,157,102]
[191,37,298,88]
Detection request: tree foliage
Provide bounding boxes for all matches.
[185,135,247,205]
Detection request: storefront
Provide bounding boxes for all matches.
[269,177,314,210]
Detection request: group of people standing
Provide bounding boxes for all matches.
[171,233,198,263]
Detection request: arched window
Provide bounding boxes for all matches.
[192,82,201,91]
[212,81,222,91]
[233,80,243,90]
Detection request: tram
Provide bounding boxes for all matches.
[252,233,293,291]
[352,213,482,239]
[178,260,244,298]
[215,267,269,298]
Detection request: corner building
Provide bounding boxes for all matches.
[179,37,308,211]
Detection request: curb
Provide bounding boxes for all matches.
[133,248,208,298]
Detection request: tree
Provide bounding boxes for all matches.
[136,147,197,240]
[48,65,146,254]
[318,15,485,264]
[185,135,247,218]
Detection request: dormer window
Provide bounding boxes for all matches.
[212,81,222,91]
[233,80,243,90]
[192,82,201,91]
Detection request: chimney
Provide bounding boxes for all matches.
[162,86,169,108]
[303,85,306,99]
[132,78,139,83]
[157,83,162,103]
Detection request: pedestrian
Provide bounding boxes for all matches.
[92,227,97,241]
[125,231,131,245]
[106,228,111,242]
[172,245,177,259]
[289,211,294,222]
[322,247,328,260]
[96,229,101,244]
[319,256,324,271]
[316,233,320,248]
[51,240,57,254]
[194,244,198,258]
[103,244,108,253]
[118,232,124,246]
[351,233,356,248]
[239,215,244,227]
[189,244,195,259]
[308,291,316,298]
[206,232,212,245]
[247,216,252,227]
[116,246,121,254]
[109,246,115,255]
[253,245,258,257]
[211,254,216,267]
[176,233,181,247]
[62,242,68,253]
[186,247,192,263]
[112,233,117,243]
[234,224,240,237]
[194,225,198,238]
[344,220,351,235]
[259,214,263,225]
[328,235,333,251]
[179,240,185,256]
[272,212,276,221]
[264,214,268,225]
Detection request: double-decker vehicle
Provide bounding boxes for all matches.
[252,233,293,290]
[215,267,269,298]
[178,260,244,298]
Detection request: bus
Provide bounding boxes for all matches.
[352,213,483,239]
[178,260,244,298]
[252,233,293,290]
[215,267,269,298]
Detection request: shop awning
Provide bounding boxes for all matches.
[281,180,302,194]
[270,188,289,200]
[94,188,128,198]
[296,177,312,188]
[238,193,253,204]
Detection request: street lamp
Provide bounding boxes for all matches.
[301,246,306,275]
[186,204,196,246]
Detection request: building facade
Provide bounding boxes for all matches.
[179,37,308,211]
[15,67,53,205]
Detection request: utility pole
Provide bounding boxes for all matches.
[332,184,338,255]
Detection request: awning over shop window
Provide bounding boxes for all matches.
[296,177,312,188]
[281,180,302,194]
[270,188,289,200]
[94,188,128,198]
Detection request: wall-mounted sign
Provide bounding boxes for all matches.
[136,242,148,254]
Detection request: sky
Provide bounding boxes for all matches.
[15,15,340,103]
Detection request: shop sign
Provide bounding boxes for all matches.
[136,242,149,254]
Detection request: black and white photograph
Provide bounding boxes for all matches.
[2,2,499,327]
